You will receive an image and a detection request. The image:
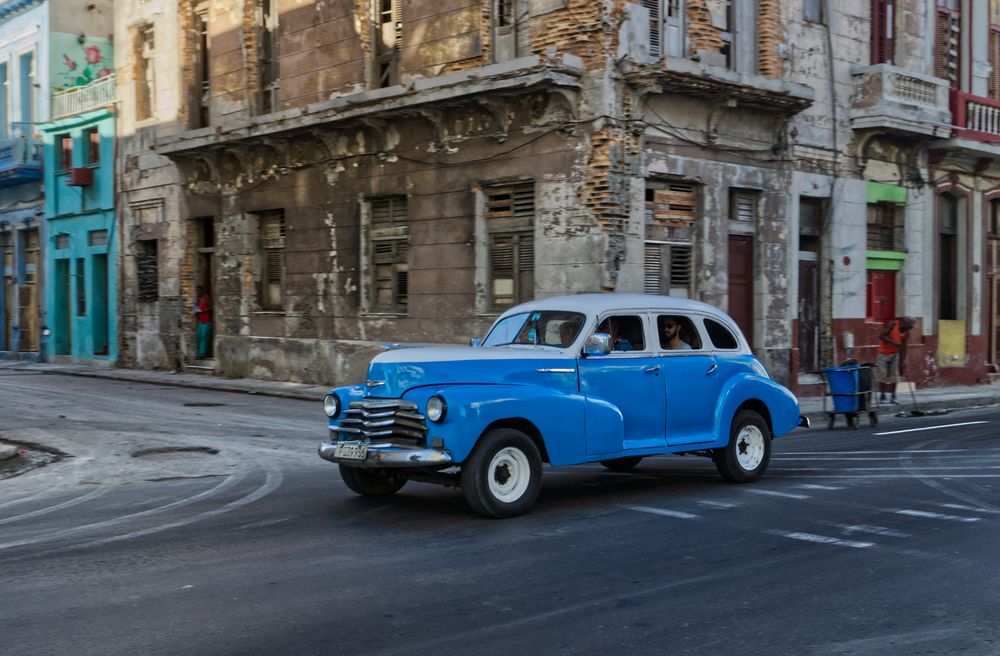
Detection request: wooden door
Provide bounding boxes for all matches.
[727,235,754,348]
[867,270,897,323]
[988,236,1000,363]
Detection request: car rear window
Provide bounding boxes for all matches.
[704,318,739,350]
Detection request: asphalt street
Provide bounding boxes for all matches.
[1,372,999,655]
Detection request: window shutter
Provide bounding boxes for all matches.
[486,182,534,307]
[991,28,1000,99]
[644,243,663,293]
[642,0,662,58]
[369,196,408,312]
[664,0,684,57]
[935,6,961,87]
[668,244,693,296]
[731,190,757,222]
[871,0,894,65]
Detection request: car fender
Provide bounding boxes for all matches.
[405,384,609,466]
[714,374,802,444]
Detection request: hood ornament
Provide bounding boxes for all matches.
[366,379,386,388]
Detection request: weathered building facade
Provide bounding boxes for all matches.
[119,0,815,386]
[111,0,1000,391]
[0,0,114,363]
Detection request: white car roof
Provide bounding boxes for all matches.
[499,293,730,320]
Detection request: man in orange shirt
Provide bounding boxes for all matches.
[876,316,915,404]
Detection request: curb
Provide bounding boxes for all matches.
[801,394,1000,428]
[35,367,327,403]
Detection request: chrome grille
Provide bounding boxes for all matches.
[336,398,427,445]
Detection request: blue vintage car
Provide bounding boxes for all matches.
[319,294,807,517]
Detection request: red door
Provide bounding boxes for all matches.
[728,235,754,348]
[867,271,896,323]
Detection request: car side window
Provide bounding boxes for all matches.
[704,318,739,350]
[595,315,645,352]
[657,314,702,350]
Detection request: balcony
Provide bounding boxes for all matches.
[51,75,116,119]
[849,64,951,137]
[0,136,42,187]
[950,90,1000,142]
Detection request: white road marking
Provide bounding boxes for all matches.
[940,503,1000,515]
[873,421,989,436]
[780,448,1000,455]
[746,489,810,499]
[892,509,981,523]
[621,505,698,519]
[832,523,910,538]
[797,484,844,490]
[0,484,114,526]
[775,531,875,549]
[697,500,737,509]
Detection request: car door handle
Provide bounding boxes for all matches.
[705,363,718,376]
[643,364,660,374]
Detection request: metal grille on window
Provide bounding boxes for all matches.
[867,203,901,251]
[260,211,285,309]
[486,183,534,308]
[370,197,408,312]
[136,240,158,303]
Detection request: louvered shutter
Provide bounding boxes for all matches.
[369,197,409,312]
[259,212,285,309]
[486,182,534,307]
[644,243,663,293]
[668,244,693,297]
[871,0,894,65]
[642,0,662,58]
[731,190,757,223]
[991,28,1000,99]
[935,6,960,87]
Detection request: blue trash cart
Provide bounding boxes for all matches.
[821,364,878,429]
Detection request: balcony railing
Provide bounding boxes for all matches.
[51,75,116,119]
[950,89,1000,141]
[0,135,42,187]
[850,64,951,136]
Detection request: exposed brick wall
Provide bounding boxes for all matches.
[686,0,725,57]
[757,0,783,78]
[530,0,616,69]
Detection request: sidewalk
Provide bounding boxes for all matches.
[2,360,999,422]
[0,360,330,402]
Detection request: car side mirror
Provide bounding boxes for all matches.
[469,338,482,347]
[584,333,611,357]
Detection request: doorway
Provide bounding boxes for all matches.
[727,234,754,347]
[54,258,71,355]
[988,221,1000,363]
[92,253,109,356]
[195,217,216,359]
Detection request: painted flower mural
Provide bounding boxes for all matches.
[54,37,112,91]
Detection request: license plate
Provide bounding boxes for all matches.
[334,442,367,461]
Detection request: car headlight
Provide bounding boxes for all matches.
[426,395,447,423]
[323,393,341,418]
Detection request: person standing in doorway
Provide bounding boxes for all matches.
[194,286,213,360]
[876,316,915,404]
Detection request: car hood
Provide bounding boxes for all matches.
[364,346,578,397]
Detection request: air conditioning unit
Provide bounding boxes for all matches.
[67,167,94,186]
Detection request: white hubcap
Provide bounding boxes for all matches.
[487,447,531,503]
[735,424,765,471]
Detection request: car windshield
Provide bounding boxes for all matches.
[483,311,587,348]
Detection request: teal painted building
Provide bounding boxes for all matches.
[40,108,116,362]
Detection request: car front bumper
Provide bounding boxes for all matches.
[318,440,454,468]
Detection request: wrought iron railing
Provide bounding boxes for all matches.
[51,75,116,118]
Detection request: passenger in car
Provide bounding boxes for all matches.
[660,316,692,350]
[597,318,633,351]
